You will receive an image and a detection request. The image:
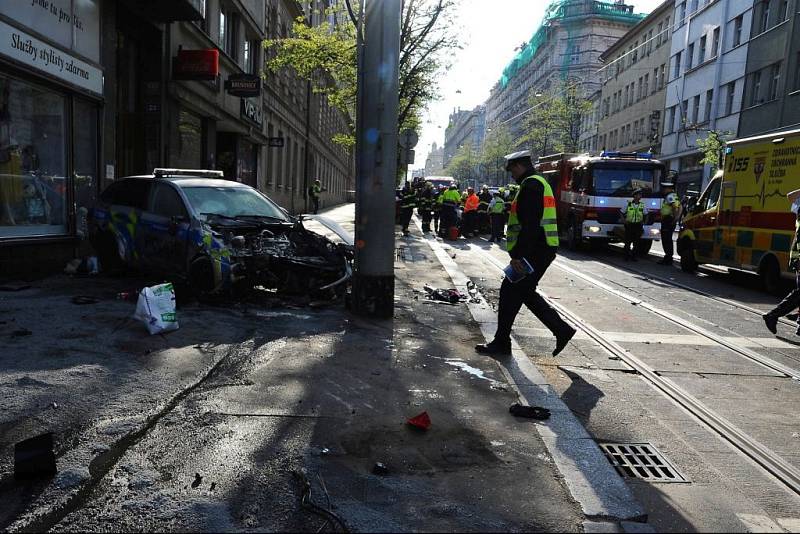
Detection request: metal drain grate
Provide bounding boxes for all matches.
[599,443,688,483]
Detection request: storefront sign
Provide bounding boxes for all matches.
[172,49,219,81]
[241,98,263,127]
[267,137,285,148]
[225,74,261,98]
[0,20,103,95]
[0,0,100,62]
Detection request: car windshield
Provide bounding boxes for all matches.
[181,186,290,222]
[591,165,662,197]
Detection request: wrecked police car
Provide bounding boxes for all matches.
[89,169,352,297]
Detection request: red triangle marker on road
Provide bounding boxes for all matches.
[407,411,431,430]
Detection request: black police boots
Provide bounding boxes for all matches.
[475,340,511,356]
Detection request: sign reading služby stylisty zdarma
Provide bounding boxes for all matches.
[1,20,103,95]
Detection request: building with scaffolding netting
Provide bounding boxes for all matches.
[484,0,646,152]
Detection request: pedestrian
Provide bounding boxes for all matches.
[475,150,576,357]
[621,188,645,261]
[418,181,434,233]
[764,188,800,336]
[478,185,492,234]
[439,183,462,239]
[462,187,480,237]
[658,180,682,265]
[488,190,506,243]
[399,182,417,236]
[309,179,326,214]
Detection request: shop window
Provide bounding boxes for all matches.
[0,75,68,238]
[171,110,203,169]
[101,179,152,210]
[74,99,98,235]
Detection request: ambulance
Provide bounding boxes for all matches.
[678,128,799,293]
[536,151,667,253]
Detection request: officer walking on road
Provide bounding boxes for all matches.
[399,182,417,236]
[658,180,682,265]
[622,189,645,261]
[309,179,326,214]
[764,188,800,336]
[488,190,506,243]
[476,150,576,357]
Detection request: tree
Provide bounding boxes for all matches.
[523,82,593,158]
[479,124,514,184]
[445,143,477,186]
[695,129,730,172]
[263,1,458,147]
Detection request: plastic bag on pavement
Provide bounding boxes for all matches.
[133,283,179,335]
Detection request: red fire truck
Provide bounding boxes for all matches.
[535,151,668,253]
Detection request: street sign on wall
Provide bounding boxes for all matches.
[225,74,261,97]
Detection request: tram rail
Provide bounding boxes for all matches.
[473,246,800,497]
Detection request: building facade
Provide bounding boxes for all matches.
[424,142,445,175]
[594,0,673,155]
[660,0,754,196]
[0,0,353,274]
[484,0,645,148]
[737,0,800,137]
[443,105,485,168]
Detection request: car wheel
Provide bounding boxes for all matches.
[679,239,697,273]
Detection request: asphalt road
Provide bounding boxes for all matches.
[442,229,800,533]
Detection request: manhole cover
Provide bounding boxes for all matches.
[599,442,688,483]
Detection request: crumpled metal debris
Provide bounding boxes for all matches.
[423,285,465,304]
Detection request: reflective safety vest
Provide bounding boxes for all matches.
[625,201,645,224]
[791,217,800,270]
[506,175,559,252]
[400,190,416,209]
[441,189,461,206]
[490,198,506,214]
[661,193,680,218]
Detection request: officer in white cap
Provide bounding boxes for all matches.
[658,179,682,265]
[475,150,575,357]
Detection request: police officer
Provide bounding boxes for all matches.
[658,180,682,265]
[476,151,576,357]
[399,182,417,236]
[432,185,444,235]
[622,188,645,261]
[488,190,506,243]
[309,179,326,214]
[764,188,800,336]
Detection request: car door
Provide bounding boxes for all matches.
[102,179,151,267]
[688,177,722,263]
[139,182,191,274]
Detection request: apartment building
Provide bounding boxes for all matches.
[484,0,644,150]
[661,0,754,196]
[443,106,485,167]
[594,0,674,155]
[738,0,800,136]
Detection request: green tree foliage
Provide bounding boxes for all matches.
[478,124,514,182]
[445,143,477,185]
[695,130,729,171]
[264,0,458,146]
[523,82,593,158]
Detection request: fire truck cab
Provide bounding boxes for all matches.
[536,151,667,252]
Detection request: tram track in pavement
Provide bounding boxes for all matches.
[598,243,796,329]
[469,244,800,498]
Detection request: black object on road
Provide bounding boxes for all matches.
[372,462,389,475]
[14,433,57,480]
[423,285,465,304]
[71,295,100,305]
[191,472,203,488]
[509,404,551,420]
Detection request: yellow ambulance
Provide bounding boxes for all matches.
[678,128,799,294]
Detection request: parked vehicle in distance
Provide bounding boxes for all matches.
[89,168,352,297]
[679,128,799,293]
[536,151,666,254]
[424,176,457,190]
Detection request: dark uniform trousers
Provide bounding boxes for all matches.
[495,250,572,343]
[400,208,414,232]
[440,204,457,236]
[624,223,643,257]
[490,213,505,241]
[661,216,676,260]
[767,273,800,325]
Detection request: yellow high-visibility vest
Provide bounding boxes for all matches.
[507,175,559,252]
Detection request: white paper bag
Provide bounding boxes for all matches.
[133,283,179,335]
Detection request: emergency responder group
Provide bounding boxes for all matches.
[398,181,521,241]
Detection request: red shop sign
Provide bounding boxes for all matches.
[172,49,219,81]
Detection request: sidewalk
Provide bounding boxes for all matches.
[2,204,598,531]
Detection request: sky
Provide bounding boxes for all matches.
[414,0,666,167]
